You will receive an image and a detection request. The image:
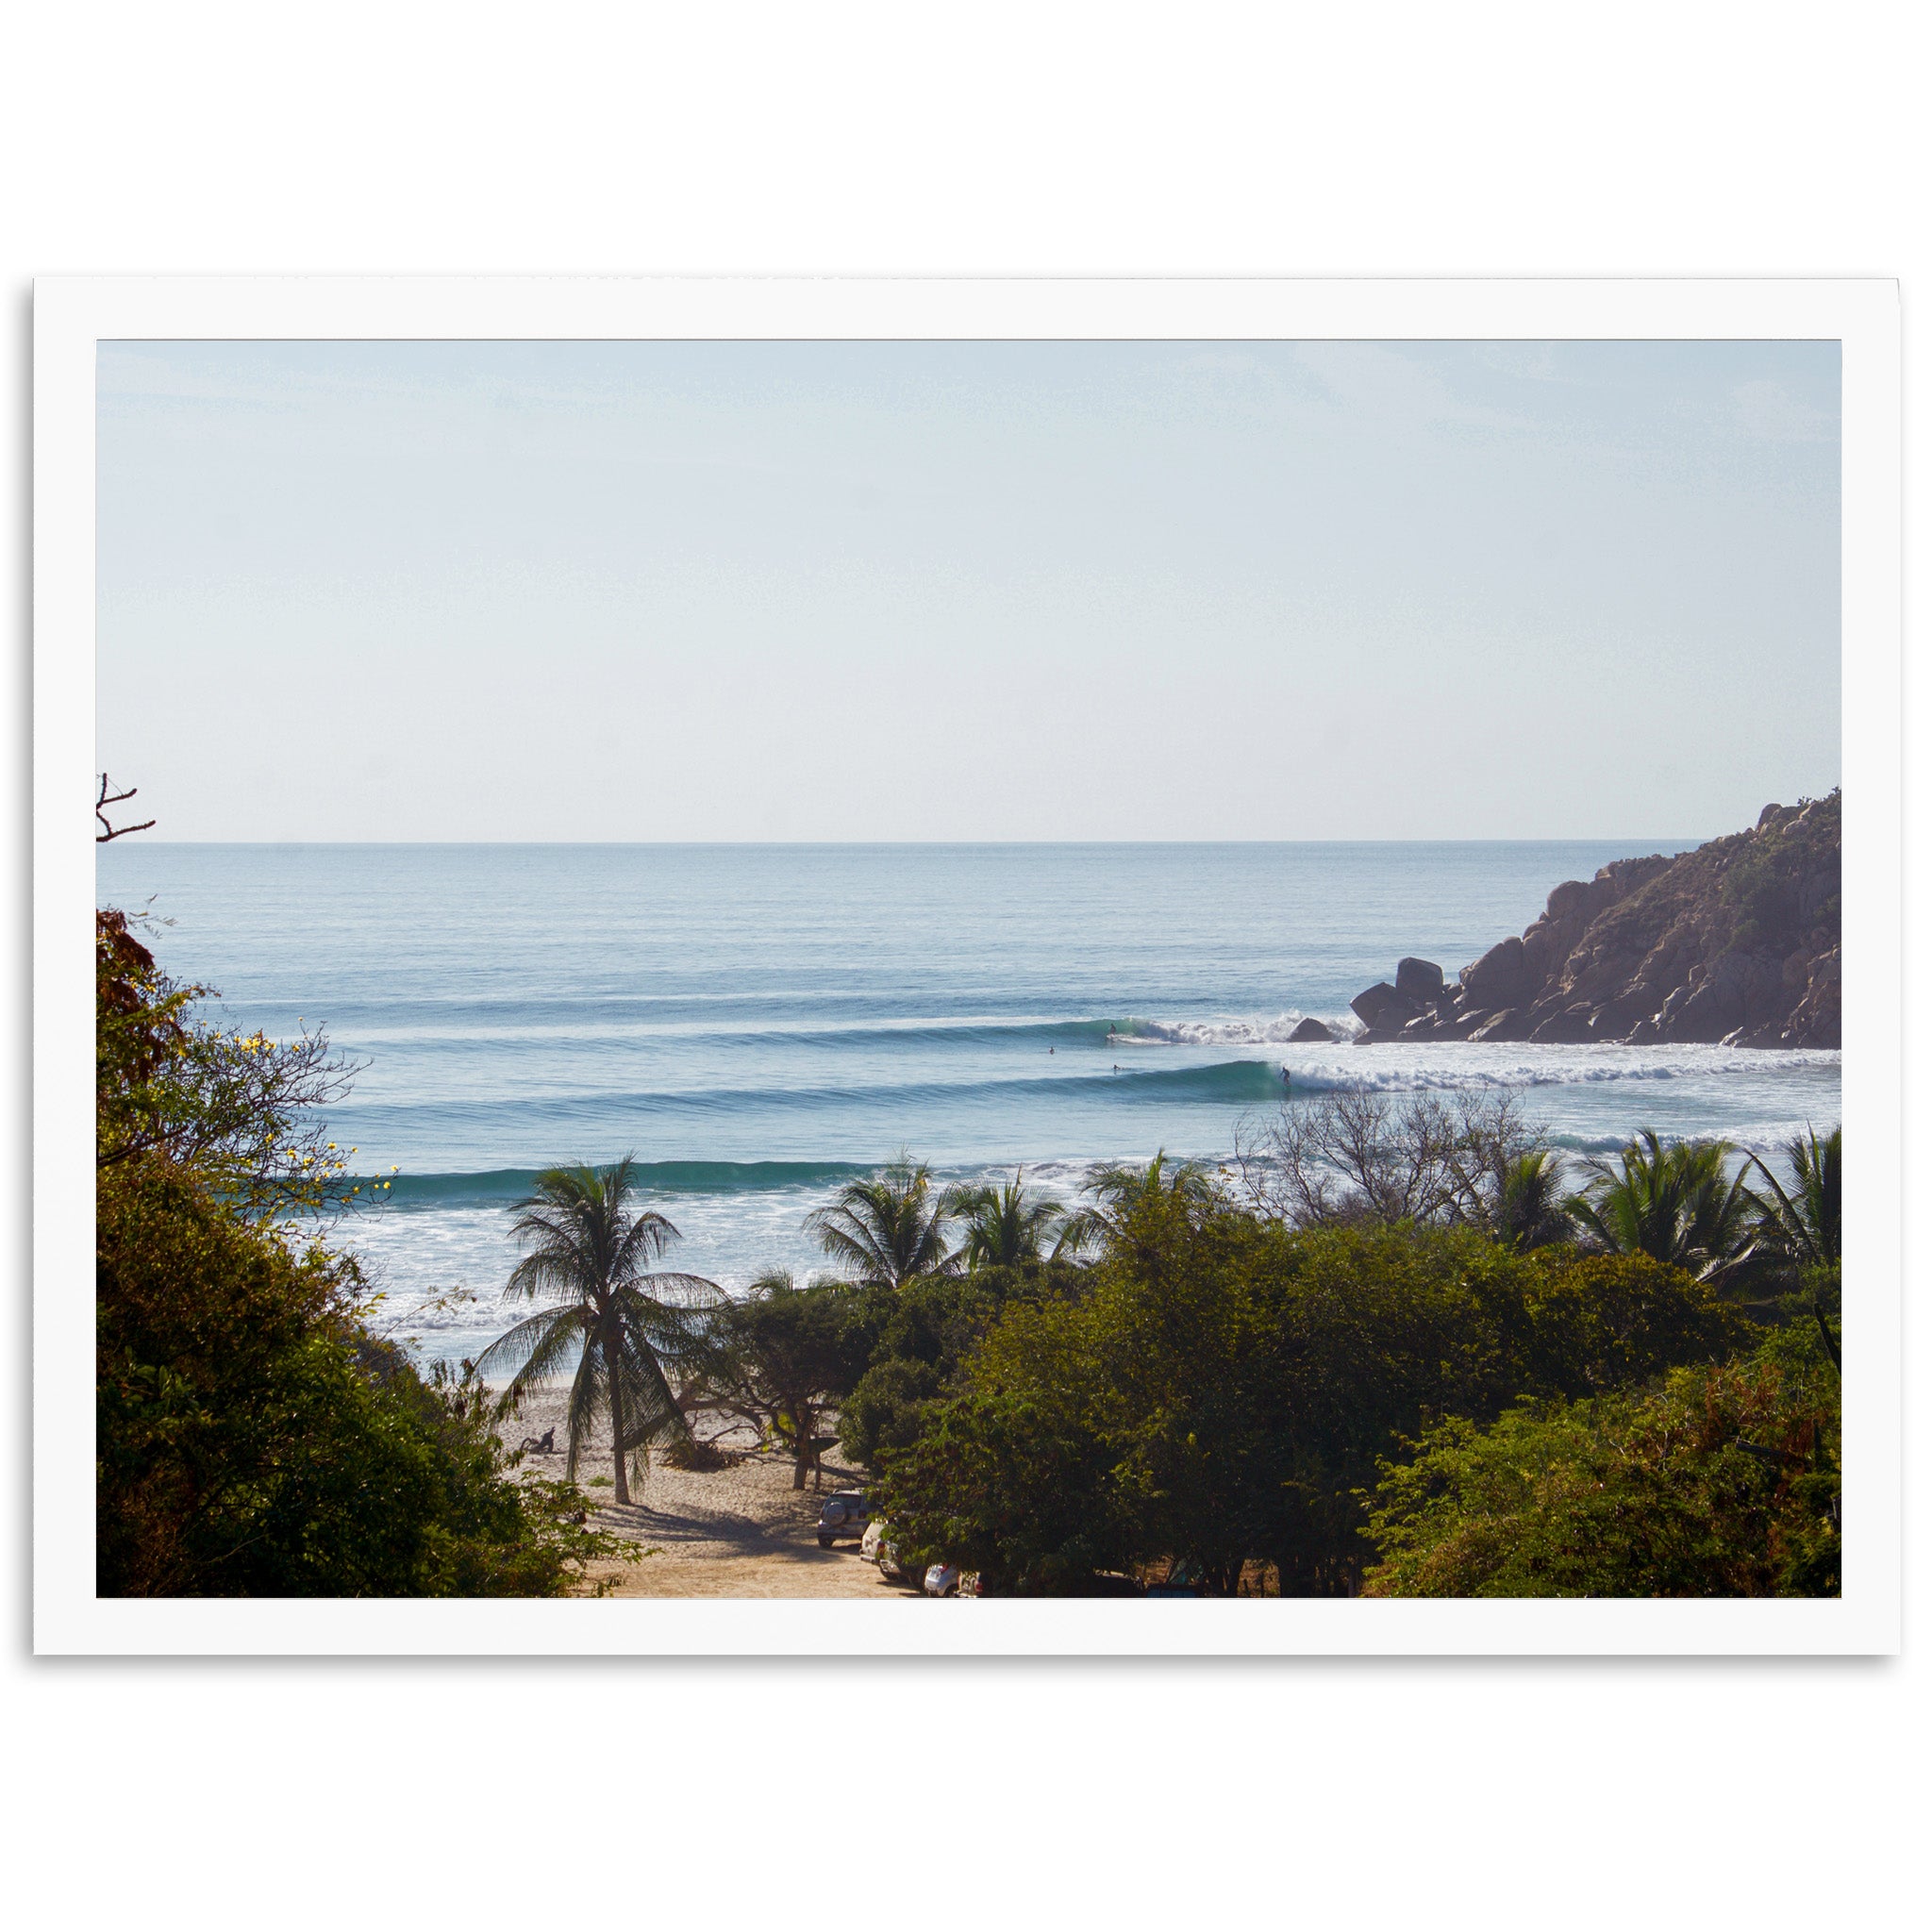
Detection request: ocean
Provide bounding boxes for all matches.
[96,841,1842,1361]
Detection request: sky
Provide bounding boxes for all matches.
[95,338,1840,841]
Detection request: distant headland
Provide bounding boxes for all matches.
[1344,791,1841,1049]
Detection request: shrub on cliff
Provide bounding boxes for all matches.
[1719,789,1841,955]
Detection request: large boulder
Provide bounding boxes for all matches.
[1458,935,1531,1007]
[1286,1016,1336,1043]
[1349,981,1410,1029]
[1395,957,1445,1001]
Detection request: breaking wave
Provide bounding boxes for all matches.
[1271,1044,1842,1095]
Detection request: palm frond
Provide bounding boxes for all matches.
[1569,1127,1766,1285]
[1051,1207,1107,1261]
[1498,1149,1574,1250]
[804,1152,958,1287]
[476,1305,584,1398]
[563,1333,607,1485]
[952,1168,1068,1268]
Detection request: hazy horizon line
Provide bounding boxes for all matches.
[97,833,1716,850]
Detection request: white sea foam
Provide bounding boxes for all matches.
[1125,1013,1361,1046]
[1274,1042,1842,1093]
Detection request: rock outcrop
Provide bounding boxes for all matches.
[1287,1016,1339,1043]
[1348,791,1840,1050]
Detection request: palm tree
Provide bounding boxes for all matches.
[1747,1125,1842,1367]
[1567,1129,1763,1288]
[948,1167,1070,1269]
[475,1158,719,1504]
[1747,1125,1841,1272]
[1494,1149,1575,1251]
[805,1151,958,1289]
[1057,1150,1217,1258]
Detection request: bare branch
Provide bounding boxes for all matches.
[96,773,157,842]
[1232,1086,1552,1233]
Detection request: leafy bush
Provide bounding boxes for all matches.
[877,1194,1748,1596]
[96,907,628,1597]
[878,1389,1135,1596]
[97,1160,625,1595]
[836,1262,1074,1470]
[1360,1323,1840,1597]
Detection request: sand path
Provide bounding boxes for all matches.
[500,1393,923,1599]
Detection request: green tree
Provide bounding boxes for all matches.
[703,1273,875,1488]
[1495,1149,1576,1251]
[477,1159,718,1504]
[835,1264,1061,1468]
[1747,1124,1842,1365]
[1748,1125,1841,1272]
[1056,1149,1215,1259]
[1568,1129,1764,1288]
[948,1168,1070,1268]
[876,1386,1134,1595]
[879,1192,1746,1596]
[97,904,622,1597]
[1361,1325,1841,1598]
[97,908,374,1221]
[805,1152,958,1289]
[97,1112,620,1596]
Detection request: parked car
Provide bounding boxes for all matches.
[860,1517,920,1585]
[923,1563,961,1597]
[1143,1557,1202,1597]
[815,1490,871,1547]
[1079,1572,1146,1597]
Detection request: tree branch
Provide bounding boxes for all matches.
[96,773,157,842]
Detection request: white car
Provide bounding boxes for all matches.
[860,1517,916,1583]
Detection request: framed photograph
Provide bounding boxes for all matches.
[38,276,1899,1654]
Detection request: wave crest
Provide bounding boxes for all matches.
[1117,1013,1359,1046]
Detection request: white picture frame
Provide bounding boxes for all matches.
[38,275,1900,1656]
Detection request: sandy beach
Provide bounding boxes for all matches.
[500,1392,922,1598]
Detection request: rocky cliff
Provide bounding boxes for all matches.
[1349,791,1840,1049]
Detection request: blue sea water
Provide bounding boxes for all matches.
[96,841,1842,1360]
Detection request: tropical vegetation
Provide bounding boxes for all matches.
[834,1115,1840,1598]
[805,1153,958,1289]
[700,1270,876,1488]
[96,907,629,1596]
[475,1159,719,1504]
